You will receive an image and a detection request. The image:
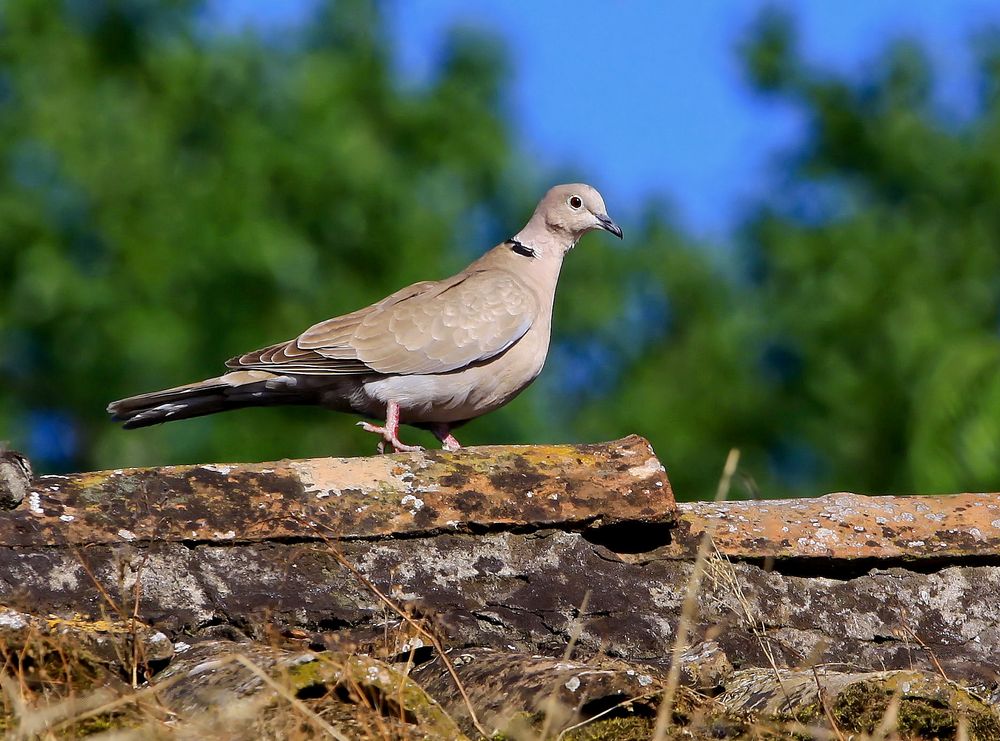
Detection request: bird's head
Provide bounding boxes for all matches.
[532,183,623,247]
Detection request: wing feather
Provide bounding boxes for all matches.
[352,270,537,374]
[227,270,537,377]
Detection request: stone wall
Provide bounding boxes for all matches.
[1,436,998,738]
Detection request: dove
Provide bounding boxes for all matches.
[108,184,622,453]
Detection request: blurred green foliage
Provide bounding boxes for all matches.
[4,1,1000,500]
[0,0,531,469]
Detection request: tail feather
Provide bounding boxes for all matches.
[108,371,293,429]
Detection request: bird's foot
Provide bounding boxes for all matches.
[356,421,424,454]
[430,424,462,452]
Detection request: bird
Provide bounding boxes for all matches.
[108,184,622,453]
[0,446,33,509]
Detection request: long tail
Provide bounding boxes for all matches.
[107,370,304,429]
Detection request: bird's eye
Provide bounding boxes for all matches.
[568,196,583,209]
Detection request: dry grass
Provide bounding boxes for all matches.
[3,585,997,741]
[652,447,741,740]
[0,539,465,740]
[0,631,461,740]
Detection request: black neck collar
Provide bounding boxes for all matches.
[507,238,536,258]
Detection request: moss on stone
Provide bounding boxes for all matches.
[828,679,1000,741]
[562,715,655,740]
[66,712,143,738]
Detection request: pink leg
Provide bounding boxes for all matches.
[430,423,462,452]
[357,401,424,453]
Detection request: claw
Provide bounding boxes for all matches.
[356,403,423,453]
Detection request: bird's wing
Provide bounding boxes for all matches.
[225,305,372,375]
[347,269,539,375]
[228,270,538,376]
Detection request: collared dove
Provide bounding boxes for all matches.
[108,184,622,452]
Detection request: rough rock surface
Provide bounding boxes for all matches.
[719,668,1000,739]
[411,647,663,732]
[668,491,1000,560]
[156,640,468,739]
[2,435,1000,738]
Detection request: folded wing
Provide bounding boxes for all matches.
[228,270,538,377]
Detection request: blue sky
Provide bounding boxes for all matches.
[207,0,1000,239]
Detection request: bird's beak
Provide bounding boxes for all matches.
[595,213,623,239]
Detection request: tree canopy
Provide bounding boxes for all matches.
[3,1,1000,500]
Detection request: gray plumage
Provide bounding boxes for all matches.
[108,184,622,452]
